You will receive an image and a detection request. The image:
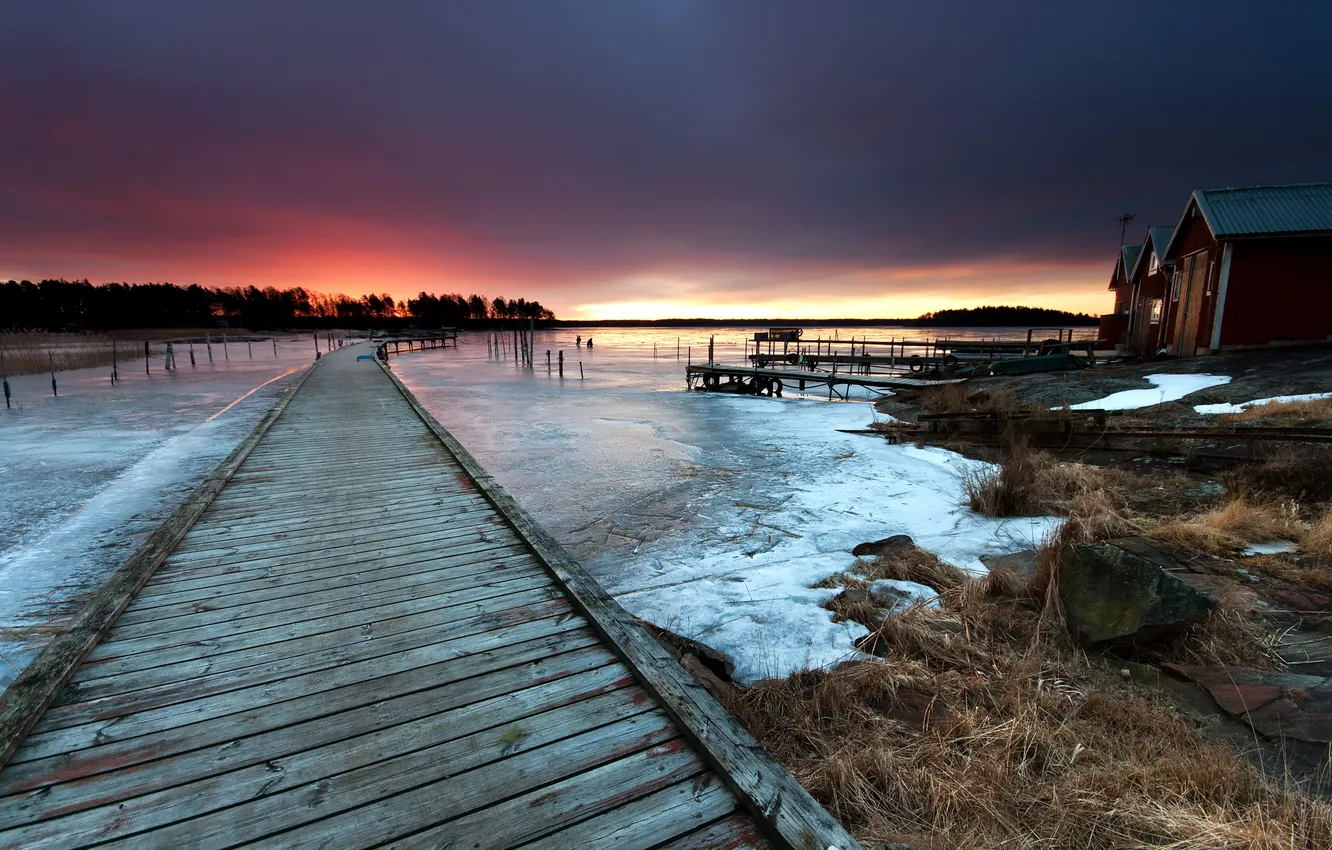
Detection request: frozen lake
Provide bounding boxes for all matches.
[395,327,1057,681]
[0,339,313,685]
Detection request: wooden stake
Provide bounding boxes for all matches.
[223,333,228,360]
[145,340,150,375]
[49,353,57,396]
[1,352,9,408]
[579,361,584,379]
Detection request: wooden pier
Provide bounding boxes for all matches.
[688,362,962,399]
[0,346,857,849]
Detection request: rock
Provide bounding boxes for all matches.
[1059,543,1218,646]
[979,549,1037,581]
[1164,664,1332,743]
[853,535,914,558]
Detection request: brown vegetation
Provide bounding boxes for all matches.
[1221,396,1332,426]
[853,546,968,592]
[735,562,1328,848]
[1226,445,1332,504]
[1149,497,1303,556]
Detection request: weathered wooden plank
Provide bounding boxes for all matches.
[0,673,646,847]
[50,591,568,714]
[191,480,477,523]
[129,536,530,607]
[519,775,741,850]
[140,533,526,597]
[0,642,619,800]
[88,552,541,659]
[171,495,492,550]
[18,619,594,761]
[381,741,705,850]
[242,722,691,850]
[380,362,863,850]
[160,511,508,567]
[106,557,543,643]
[75,572,552,681]
[655,814,776,850]
[0,363,316,771]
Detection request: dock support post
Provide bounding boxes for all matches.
[580,361,584,380]
[273,339,278,357]
[248,341,253,358]
[190,343,196,366]
[206,332,213,363]
[49,353,57,396]
[145,340,151,375]
[223,334,229,361]
[111,339,118,384]
[558,349,564,378]
[546,350,551,373]
[1,352,9,407]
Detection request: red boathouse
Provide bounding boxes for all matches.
[1158,182,1332,356]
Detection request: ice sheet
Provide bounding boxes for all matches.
[0,341,311,685]
[1066,373,1231,411]
[1194,392,1332,415]
[396,328,1057,683]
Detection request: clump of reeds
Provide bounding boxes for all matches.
[854,545,968,592]
[0,332,140,375]
[728,566,1331,849]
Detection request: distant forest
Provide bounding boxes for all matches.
[0,279,554,330]
[556,306,1099,328]
[912,306,1099,326]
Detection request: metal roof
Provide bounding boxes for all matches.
[1194,182,1332,238]
[1110,244,1141,288]
[1129,225,1175,280]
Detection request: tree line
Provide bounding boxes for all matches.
[1,279,555,330]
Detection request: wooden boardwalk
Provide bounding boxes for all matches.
[0,346,857,849]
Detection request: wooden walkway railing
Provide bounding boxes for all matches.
[0,344,859,850]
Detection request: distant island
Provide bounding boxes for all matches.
[555,306,1099,329]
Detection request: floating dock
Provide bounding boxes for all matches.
[0,345,857,849]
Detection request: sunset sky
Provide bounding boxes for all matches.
[4,2,1330,320]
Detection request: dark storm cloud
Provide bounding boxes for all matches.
[3,1,1331,294]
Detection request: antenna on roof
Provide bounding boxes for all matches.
[1115,212,1138,246]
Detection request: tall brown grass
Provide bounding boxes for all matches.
[1149,497,1303,556]
[1221,397,1332,426]
[0,332,141,375]
[728,567,1330,848]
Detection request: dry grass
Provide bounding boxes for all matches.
[727,571,1330,848]
[1221,397,1332,426]
[1302,508,1332,558]
[1149,497,1304,556]
[964,434,1141,540]
[917,384,1017,415]
[854,545,969,592]
[1159,583,1286,670]
[1226,445,1332,504]
[0,330,245,376]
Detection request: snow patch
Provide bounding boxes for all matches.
[1242,540,1298,556]
[1066,374,1231,411]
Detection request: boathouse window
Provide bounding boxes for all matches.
[1172,272,1182,301]
[1149,299,1162,324]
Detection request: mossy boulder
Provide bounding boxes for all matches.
[1060,543,1217,646]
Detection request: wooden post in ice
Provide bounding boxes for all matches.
[165,341,174,371]
[206,331,213,363]
[677,337,680,359]
[708,335,714,366]
[273,338,278,357]
[1,352,9,408]
[222,333,229,361]
[579,361,584,380]
[558,349,564,378]
[111,338,118,384]
[145,340,151,375]
[248,340,253,358]
[546,350,551,373]
[189,343,196,366]
[49,353,57,397]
